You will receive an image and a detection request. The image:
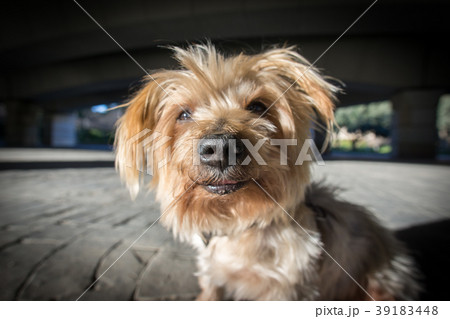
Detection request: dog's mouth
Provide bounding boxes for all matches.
[200,179,247,195]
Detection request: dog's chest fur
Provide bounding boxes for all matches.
[195,218,323,300]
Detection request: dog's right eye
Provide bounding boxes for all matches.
[177,110,192,122]
[246,101,267,115]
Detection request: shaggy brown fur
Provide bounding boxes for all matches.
[115,43,420,300]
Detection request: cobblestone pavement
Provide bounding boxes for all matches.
[0,149,449,300]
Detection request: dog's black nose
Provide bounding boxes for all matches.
[198,134,246,170]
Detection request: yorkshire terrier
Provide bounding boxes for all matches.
[114,43,420,300]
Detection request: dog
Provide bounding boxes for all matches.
[114,43,420,300]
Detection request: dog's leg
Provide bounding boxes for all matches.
[196,276,223,301]
[366,254,421,301]
[366,279,395,301]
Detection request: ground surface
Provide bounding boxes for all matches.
[0,149,449,300]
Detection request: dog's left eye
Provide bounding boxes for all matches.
[177,110,192,122]
[246,101,267,115]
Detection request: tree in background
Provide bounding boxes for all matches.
[437,95,450,155]
[333,101,392,154]
[334,101,392,136]
[77,104,123,146]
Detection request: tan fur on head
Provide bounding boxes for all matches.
[114,43,419,300]
[115,43,338,234]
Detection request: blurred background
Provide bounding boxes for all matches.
[1,0,450,158]
[0,0,449,301]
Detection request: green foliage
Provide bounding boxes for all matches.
[77,128,114,145]
[437,95,450,132]
[332,139,392,154]
[333,139,353,151]
[437,94,450,155]
[378,145,392,154]
[332,101,392,154]
[334,101,392,137]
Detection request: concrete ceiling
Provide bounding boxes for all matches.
[1,0,449,109]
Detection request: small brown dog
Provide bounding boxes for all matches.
[115,43,420,300]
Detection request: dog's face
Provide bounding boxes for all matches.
[115,44,337,238]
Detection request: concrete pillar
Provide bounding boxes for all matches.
[391,90,443,159]
[51,112,77,147]
[41,112,53,146]
[5,100,42,147]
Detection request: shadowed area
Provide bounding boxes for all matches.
[395,220,450,301]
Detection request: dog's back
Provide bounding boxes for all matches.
[305,182,421,300]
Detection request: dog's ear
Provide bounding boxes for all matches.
[114,78,164,199]
[252,47,340,132]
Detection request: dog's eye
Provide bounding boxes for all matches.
[246,101,267,115]
[177,110,192,122]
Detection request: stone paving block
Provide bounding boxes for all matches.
[0,229,33,249]
[81,244,158,301]
[312,161,450,229]
[0,242,58,300]
[134,249,200,301]
[52,207,112,226]
[132,248,160,265]
[100,205,159,229]
[0,201,57,227]
[129,223,176,251]
[1,160,449,301]
[0,222,84,250]
[17,229,122,300]
[26,224,86,242]
[161,236,198,257]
